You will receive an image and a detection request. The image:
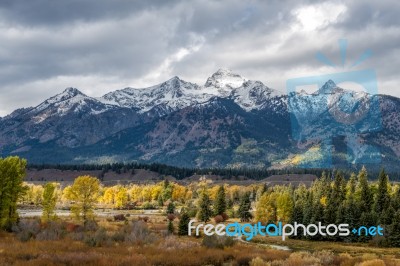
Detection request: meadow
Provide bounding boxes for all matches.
[1,157,400,265]
[1,214,400,266]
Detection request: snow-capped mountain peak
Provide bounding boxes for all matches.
[316,79,337,94]
[63,87,86,96]
[98,69,281,115]
[26,87,117,120]
[44,87,87,105]
[204,68,247,89]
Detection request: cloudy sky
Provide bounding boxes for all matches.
[0,0,399,116]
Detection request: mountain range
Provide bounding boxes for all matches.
[1,69,399,170]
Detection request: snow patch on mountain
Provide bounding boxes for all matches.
[100,69,282,114]
[27,87,117,123]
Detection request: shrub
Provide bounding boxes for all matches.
[12,218,41,242]
[369,235,389,247]
[66,223,82,233]
[158,235,200,250]
[227,208,236,218]
[187,208,197,218]
[313,250,334,266]
[125,221,157,245]
[214,215,224,223]
[284,252,320,266]
[84,227,109,247]
[359,259,385,266]
[138,216,149,222]
[114,214,126,221]
[36,221,65,241]
[111,230,126,242]
[167,214,175,221]
[142,201,155,209]
[83,220,99,231]
[236,255,252,266]
[250,257,271,266]
[69,231,85,241]
[201,235,235,249]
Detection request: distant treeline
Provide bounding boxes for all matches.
[27,162,400,181]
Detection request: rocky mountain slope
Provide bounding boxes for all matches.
[0,69,399,170]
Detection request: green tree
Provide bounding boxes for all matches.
[214,185,227,216]
[197,191,212,222]
[391,187,400,211]
[162,179,173,201]
[388,210,400,247]
[325,172,346,224]
[167,201,175,214]
[0,156,27,231]
[375,168,390,216]
[168,220,174,234]
[255,191,277,223]
[157,194,164,207]
[357,166,373,214]
[42,183,57,222]
[302,191,313,225]
[343,173,360,242]
[276,189,294,223]
[238,192,253,222]
[178,211,190,236]
[65,175,100,224]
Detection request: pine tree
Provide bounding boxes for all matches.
[157,194,164,207]
[290,202,304,239]
[325,172,346,224]
[178,211,190,236]
[162,179,173,201]
[168,220,174,234]
[343,173,360,242]
[214,185,226,216]
[42,183,57,222]
[391,188,400,211]
[358,211,378,242]
[357,166,373,214]
[238,192,253,222]
[388,210,400,247]
[197,191,212,222]
[302,191,313,225]
[375,168,390,217]
[167,202,175,214]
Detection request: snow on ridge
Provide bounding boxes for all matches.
[99,69,282,113]
[23,69,284,121]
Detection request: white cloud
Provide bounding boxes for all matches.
[0,0,399,116]
[291,3,347,31]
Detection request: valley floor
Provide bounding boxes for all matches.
[1,214,400,266]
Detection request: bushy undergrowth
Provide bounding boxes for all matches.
[124,220,158,245]
[12,218,41,242]
[11,218,159,248]
[201,234,235,249]
[4,217,400,266]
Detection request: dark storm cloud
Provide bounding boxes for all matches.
[336,0,400,30]
[0,0,399,116]
[0,0,173,26]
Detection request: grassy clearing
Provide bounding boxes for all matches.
[1,215,400,265]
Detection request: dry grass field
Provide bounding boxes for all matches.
[1,215,400,266]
